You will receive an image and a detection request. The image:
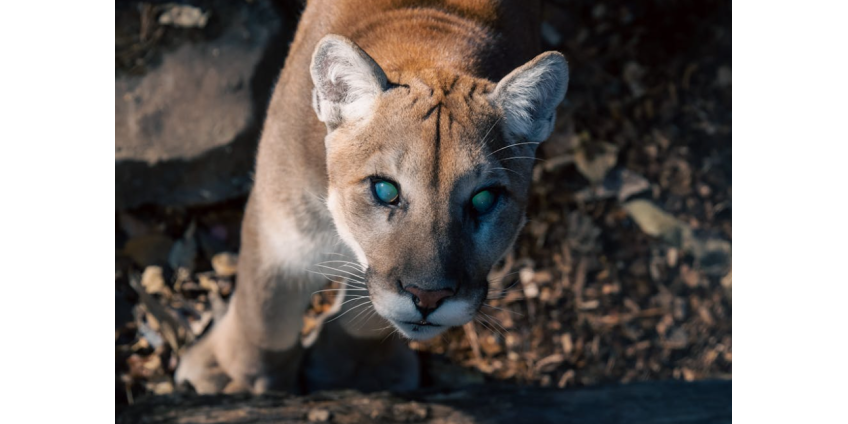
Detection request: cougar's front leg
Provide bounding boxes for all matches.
[303,287,420,392]
[176,196,322,394]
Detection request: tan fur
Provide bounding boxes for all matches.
[176,0,567,394]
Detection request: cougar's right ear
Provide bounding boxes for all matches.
[311,35,388,131]
[490,52,569,143]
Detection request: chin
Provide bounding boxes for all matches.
[391,320,451,340]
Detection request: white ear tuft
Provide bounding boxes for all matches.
[490,52,569,142]
[310,35,388,130]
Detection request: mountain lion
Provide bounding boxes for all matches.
[176,0,568,394]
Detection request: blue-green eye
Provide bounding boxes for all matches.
[373,180,399,204]
[471,189,497,214]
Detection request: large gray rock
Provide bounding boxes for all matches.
[115,1,288,209]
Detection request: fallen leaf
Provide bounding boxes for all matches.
[211,252,238,277]
[623,200,692,248]
[141,266,169,296]
[169,221,197,272]
[574,141,618,184]
[158,5,210,28]
[124,234,173,267]
[574,168,650,203]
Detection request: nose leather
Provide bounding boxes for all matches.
[403,286,454,310]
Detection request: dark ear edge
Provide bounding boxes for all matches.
[310,34,388,129]
[490,52,569,142]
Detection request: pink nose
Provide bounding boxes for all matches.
[403,286,454,310]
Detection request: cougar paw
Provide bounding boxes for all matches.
[175,339,233,394]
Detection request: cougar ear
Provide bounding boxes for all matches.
[311,35,388,130]
[490,52,569,142]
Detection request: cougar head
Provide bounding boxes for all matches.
[311,35,568,340]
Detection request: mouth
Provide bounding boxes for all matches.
[401,320,442,327]
[370,288,482,340]
[391,319,448,340]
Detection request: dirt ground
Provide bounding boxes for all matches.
[115,0,731,405]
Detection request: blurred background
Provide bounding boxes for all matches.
[115,0,731,405]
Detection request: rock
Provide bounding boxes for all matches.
[116,0,288,209]
[117,381,732,424]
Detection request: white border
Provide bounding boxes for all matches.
[0,1,114,422]
[735,1,848,422]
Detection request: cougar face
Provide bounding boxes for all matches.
[312,35,568,339]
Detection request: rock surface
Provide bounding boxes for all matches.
[116,380,731,424]
[115,0,289,209]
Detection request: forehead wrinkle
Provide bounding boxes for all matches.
[429,102,442,192]
[387,70,503,196]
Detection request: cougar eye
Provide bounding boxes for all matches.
[471,189,497,214]
[372,179,400,205]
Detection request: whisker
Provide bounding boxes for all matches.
[316,260,366,272]
[307,190,328,204]
[323,281,366,291]
[338,295,370,307]
[359,308,378,325]
[479,311,509,336]
[326,299,372,324]
[486,296,527,303]
[350,306,377,328]
[373,322,395,332]
[488,167,524,179]
[319,253,367,270]
[314,279,366,291]
[487,273,522,296]
[477,313,506,339]
[486,291,523,299]
[306,269,366,285]
[483,303,523,316]
[488,271,521,285]
[382,328,400,343]
[340,265,367,274]
[478,116,502,147]
[311,288,368,294]
[314,264,365,280]
[320,252,352,258]
[475,316,498,336]
[488,141,541,157]
[499,156,545,163]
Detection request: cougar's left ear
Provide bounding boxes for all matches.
[490,52,569,142]
[311,35,388,130]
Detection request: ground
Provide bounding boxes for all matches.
[115,0,731,405]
